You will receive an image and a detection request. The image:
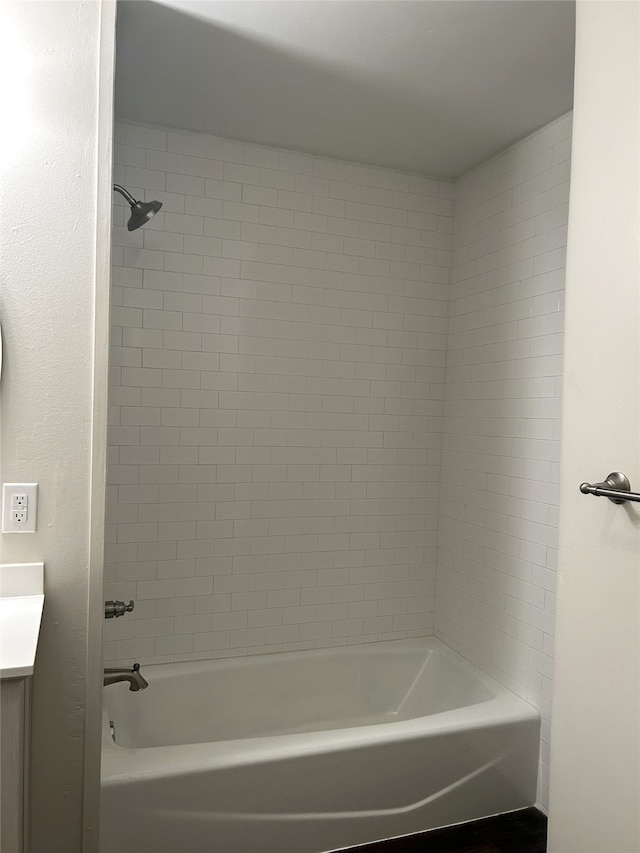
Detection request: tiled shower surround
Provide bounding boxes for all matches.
[106,114,571,808]
[106,122,452,663]
[436,112,572,808]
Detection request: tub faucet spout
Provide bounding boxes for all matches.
[104,662,148,691]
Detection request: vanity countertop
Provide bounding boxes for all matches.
[0,563,44,679]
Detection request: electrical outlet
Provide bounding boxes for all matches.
[2,483,38,533]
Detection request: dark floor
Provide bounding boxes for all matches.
[333,808,547,853]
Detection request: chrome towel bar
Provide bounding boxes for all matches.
[580,472,640,504]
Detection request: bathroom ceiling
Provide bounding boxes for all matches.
[115,0,575,178]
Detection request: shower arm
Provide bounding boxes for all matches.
[113,183,137,206]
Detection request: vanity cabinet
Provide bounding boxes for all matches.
[1,677,31,853]
[0,563,44,853]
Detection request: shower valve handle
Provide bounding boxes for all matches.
[105,600,135,619]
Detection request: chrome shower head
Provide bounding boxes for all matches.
[113,184,163,231]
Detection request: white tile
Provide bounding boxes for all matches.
[167,130,206,157]
[436,115,569,813]
[108,120,566,798]
[126,124,167,151]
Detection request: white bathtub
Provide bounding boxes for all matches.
[100,638,539,853]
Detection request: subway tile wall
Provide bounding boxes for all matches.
[105,121,453,665]
[435,112,572,810]
[105,115,571,811]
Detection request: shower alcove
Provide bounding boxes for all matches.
[103,1,575,846]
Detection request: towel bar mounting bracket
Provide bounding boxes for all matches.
[579,472,640,504]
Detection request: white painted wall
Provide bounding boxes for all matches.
[435,113,572,810]
[105,122,452,663]
[548,3,639,850]
[0,2,114,850]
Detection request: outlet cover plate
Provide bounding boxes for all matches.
[2,484,38,533]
